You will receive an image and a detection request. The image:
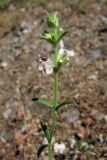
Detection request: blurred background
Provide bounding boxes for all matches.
[0,0,107,159]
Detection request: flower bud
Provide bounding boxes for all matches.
[47,13,59,29]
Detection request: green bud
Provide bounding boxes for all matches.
[54,56,69,72]
[43,32,52,40]
[41,31,53,43]
[47,13,59,29]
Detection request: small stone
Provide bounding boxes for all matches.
[23,29,31,34]
[70,138,76,149]
[66,111,79,123]
[89,49,102,60]
[20,21,32,30]
[87,75,97,80]
[15,51,21,60]
[0,132,12,143]
[104,115,107,122]
[0,61,8,69]
[3,109,12,119]
[20,8,26,12]
[101,16,107,25]
[98,134,104,143]
[8,4,16,11]
[20,125,28,133]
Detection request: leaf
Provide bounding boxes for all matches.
[32,98,53,109]
[56,31,68,44]
[37,144,48,158]
[40,120,51,143]
[56,99,73,111]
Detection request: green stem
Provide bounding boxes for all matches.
[48,143,52,160]
[49,45,58,160]
[51,45,58,138]
[54,45,58,107]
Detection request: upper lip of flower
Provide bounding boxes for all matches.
[58,40,75,59]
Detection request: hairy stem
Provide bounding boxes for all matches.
[49,45,58,160]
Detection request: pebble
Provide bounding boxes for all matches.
[3,109,12,120]
[89,49,102,60]
[20,125,28,133]
[104,115,107,122]
[0,61,8,69]
[8,4,16,11]
[20,8,26,12]
[20,21,32,30]
[98,134,104,143]
[0,132,12,143]
[66,111,79,123]
[70,138,76,149]
[87,74,97,80]
[101,16,107,25]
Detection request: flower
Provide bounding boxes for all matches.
[53,142,66,154]
[38,52,53,74]
[54,40,76,71]
[59,40,75,59]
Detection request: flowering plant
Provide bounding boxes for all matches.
[32,13,75,159]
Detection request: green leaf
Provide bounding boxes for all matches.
[41,31,56,45]
[37,144,48,158]
[56,99,73,111]
[41,30,68,46]
[56,30,68,44]
[32,98,53,109]
[41,31,52,41]
[40,120,51,143]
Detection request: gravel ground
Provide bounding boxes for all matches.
[0,0,107,159]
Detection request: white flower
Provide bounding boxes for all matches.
[53,142,66,154]
[59,40,75,59]
[38,52,53,74]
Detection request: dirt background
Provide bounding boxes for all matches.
[0,0,107,159]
